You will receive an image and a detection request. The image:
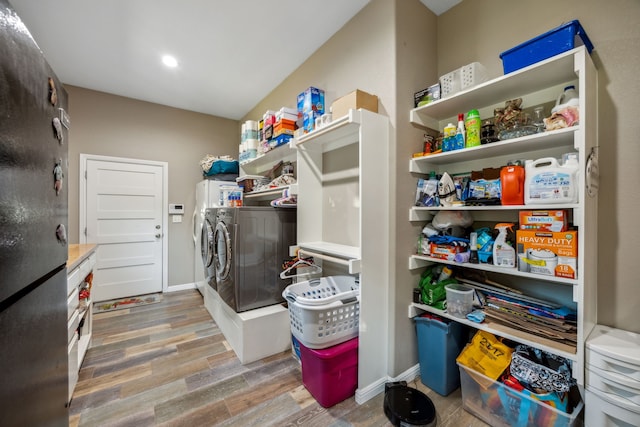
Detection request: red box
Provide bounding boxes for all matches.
[299,337,358,408]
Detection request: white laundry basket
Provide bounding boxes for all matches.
[282,276,360,349]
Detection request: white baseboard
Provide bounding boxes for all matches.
[355,363,421,404]
[164,282,196,293]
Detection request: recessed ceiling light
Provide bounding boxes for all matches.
[162,55,178,68]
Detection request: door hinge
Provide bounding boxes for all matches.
[84,170,87,179]
[84,227,87,236]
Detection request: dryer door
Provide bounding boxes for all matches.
[213,221,232,282]
[201,218,214,269]
[201,216,216,290]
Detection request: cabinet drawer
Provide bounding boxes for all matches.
[67,267,81,296]
[68,332,79,402]
[587,365,640,406]
[587,349,640,383]
[87,252,97,270]
[67,286,79,320]
[587,325,640,383]
[67,309,79,344]
[585,388,640,427]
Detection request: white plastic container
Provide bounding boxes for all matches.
[525,157,578,204]
[585,325,640,426]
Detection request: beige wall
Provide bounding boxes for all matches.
[242,0,640,378]
[438,0,640,333]
[66,86,239,286]
[393,0,438,375]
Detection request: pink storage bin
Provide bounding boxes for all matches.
[299,337,358,408]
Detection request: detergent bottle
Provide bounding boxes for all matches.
[524,156,578,204]
[500,162,525,205]
[493,223,515,267]
[551,85,579,113]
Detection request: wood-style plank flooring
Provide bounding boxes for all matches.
[70,290,488,426]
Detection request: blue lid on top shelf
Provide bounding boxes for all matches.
[499,20,594,74]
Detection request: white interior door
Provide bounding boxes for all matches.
[83,156,166,302]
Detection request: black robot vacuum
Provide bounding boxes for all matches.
[383,382,437,427]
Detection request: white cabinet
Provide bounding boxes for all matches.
[295,109,391,403]
[408,47,598,387]
[67,244,97,403]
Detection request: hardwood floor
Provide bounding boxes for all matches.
[70,290,488,426]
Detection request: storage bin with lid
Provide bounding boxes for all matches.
[499,20,594,74]
[458,362,584,427]
[299,337,358,408]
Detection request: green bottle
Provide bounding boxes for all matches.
[465,109,481,147]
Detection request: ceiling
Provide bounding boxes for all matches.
[9,0,460,120]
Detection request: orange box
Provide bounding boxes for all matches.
[516,230,578,279]
[273,127,295,138]
[518,210,569,232]
[274,118,296,129]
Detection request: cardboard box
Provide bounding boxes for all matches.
[516,230,578,279]
[331,89,378,119]
[519,210,569,232]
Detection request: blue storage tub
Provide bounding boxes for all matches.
[499,20,594,74]
[415,314,468,396]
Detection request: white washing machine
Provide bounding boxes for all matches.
[213,206,297,312]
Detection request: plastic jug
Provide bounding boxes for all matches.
[524,156,578,204]
[551,85,579,113]
[500,164,525,205]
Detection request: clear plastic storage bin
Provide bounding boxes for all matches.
[458,363,583,427]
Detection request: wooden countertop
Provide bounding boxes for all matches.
[68,244,97,271]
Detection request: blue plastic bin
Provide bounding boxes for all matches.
[499,20,594,74]
[415,314,468,396]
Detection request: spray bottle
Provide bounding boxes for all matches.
[493,223,515,267]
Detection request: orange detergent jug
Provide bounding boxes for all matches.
[500,164,525,205]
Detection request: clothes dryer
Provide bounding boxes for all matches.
[213,207,296,312]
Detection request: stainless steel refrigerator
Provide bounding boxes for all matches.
[0,1,70,425]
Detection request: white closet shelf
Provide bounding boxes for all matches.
[409,254,578,285]
[295,109,361,152]
[410,126,576,170]
[298,242,361,274]
[243,186,290,200]
[409,203,579,221]
[408,302,577,360]
[410,47,580,128]
[240,141,296,174]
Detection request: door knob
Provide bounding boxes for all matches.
[156,225,161,229]
[156,234,162,238]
